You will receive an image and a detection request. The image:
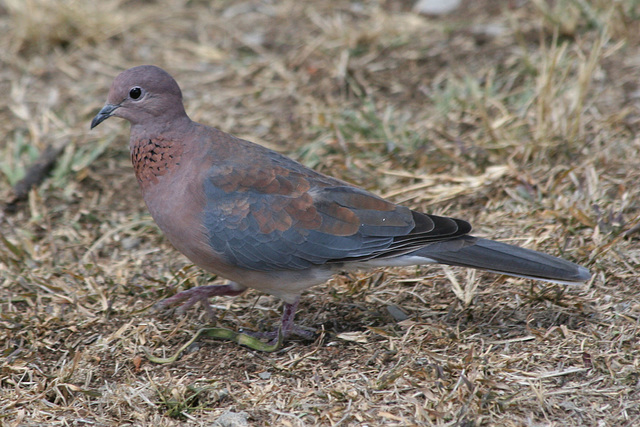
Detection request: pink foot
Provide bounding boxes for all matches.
[241,297,316,342]
[155,283,246,318]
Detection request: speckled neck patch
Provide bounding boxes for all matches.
[131,137,183,187]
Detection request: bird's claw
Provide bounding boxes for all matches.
[154,284,245,319]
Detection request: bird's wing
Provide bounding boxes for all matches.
[201,144,470,271]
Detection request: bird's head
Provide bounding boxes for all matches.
[91,65,187,129]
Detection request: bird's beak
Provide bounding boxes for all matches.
[90,103,119,129]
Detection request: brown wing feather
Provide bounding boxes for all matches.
[200,132,468,271]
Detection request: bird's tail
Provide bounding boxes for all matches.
[411,236,591,284]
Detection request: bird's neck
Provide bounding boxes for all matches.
[129,133,185,189]
[128,116,193,188]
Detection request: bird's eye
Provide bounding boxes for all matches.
[129,87,142,99]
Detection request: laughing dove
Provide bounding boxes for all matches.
[91,65,590,343]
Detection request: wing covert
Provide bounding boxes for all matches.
[200,143,470,271]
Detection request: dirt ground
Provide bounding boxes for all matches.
[1,0,639,425]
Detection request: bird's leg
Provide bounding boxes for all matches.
[277,298,316,340]
[242,296,316,342]
[280,297,299,337]
[155,282,246,318]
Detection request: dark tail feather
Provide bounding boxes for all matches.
[413,236,591,284]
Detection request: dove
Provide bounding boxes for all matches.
[91,65,590,345]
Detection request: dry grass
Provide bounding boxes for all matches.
[1,0,639,425]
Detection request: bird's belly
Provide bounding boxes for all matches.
[225,267,336,303]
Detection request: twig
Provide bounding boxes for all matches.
[3,143,67,214]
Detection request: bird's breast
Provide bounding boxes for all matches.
[130,136,221,271]
[140,162,223,273]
